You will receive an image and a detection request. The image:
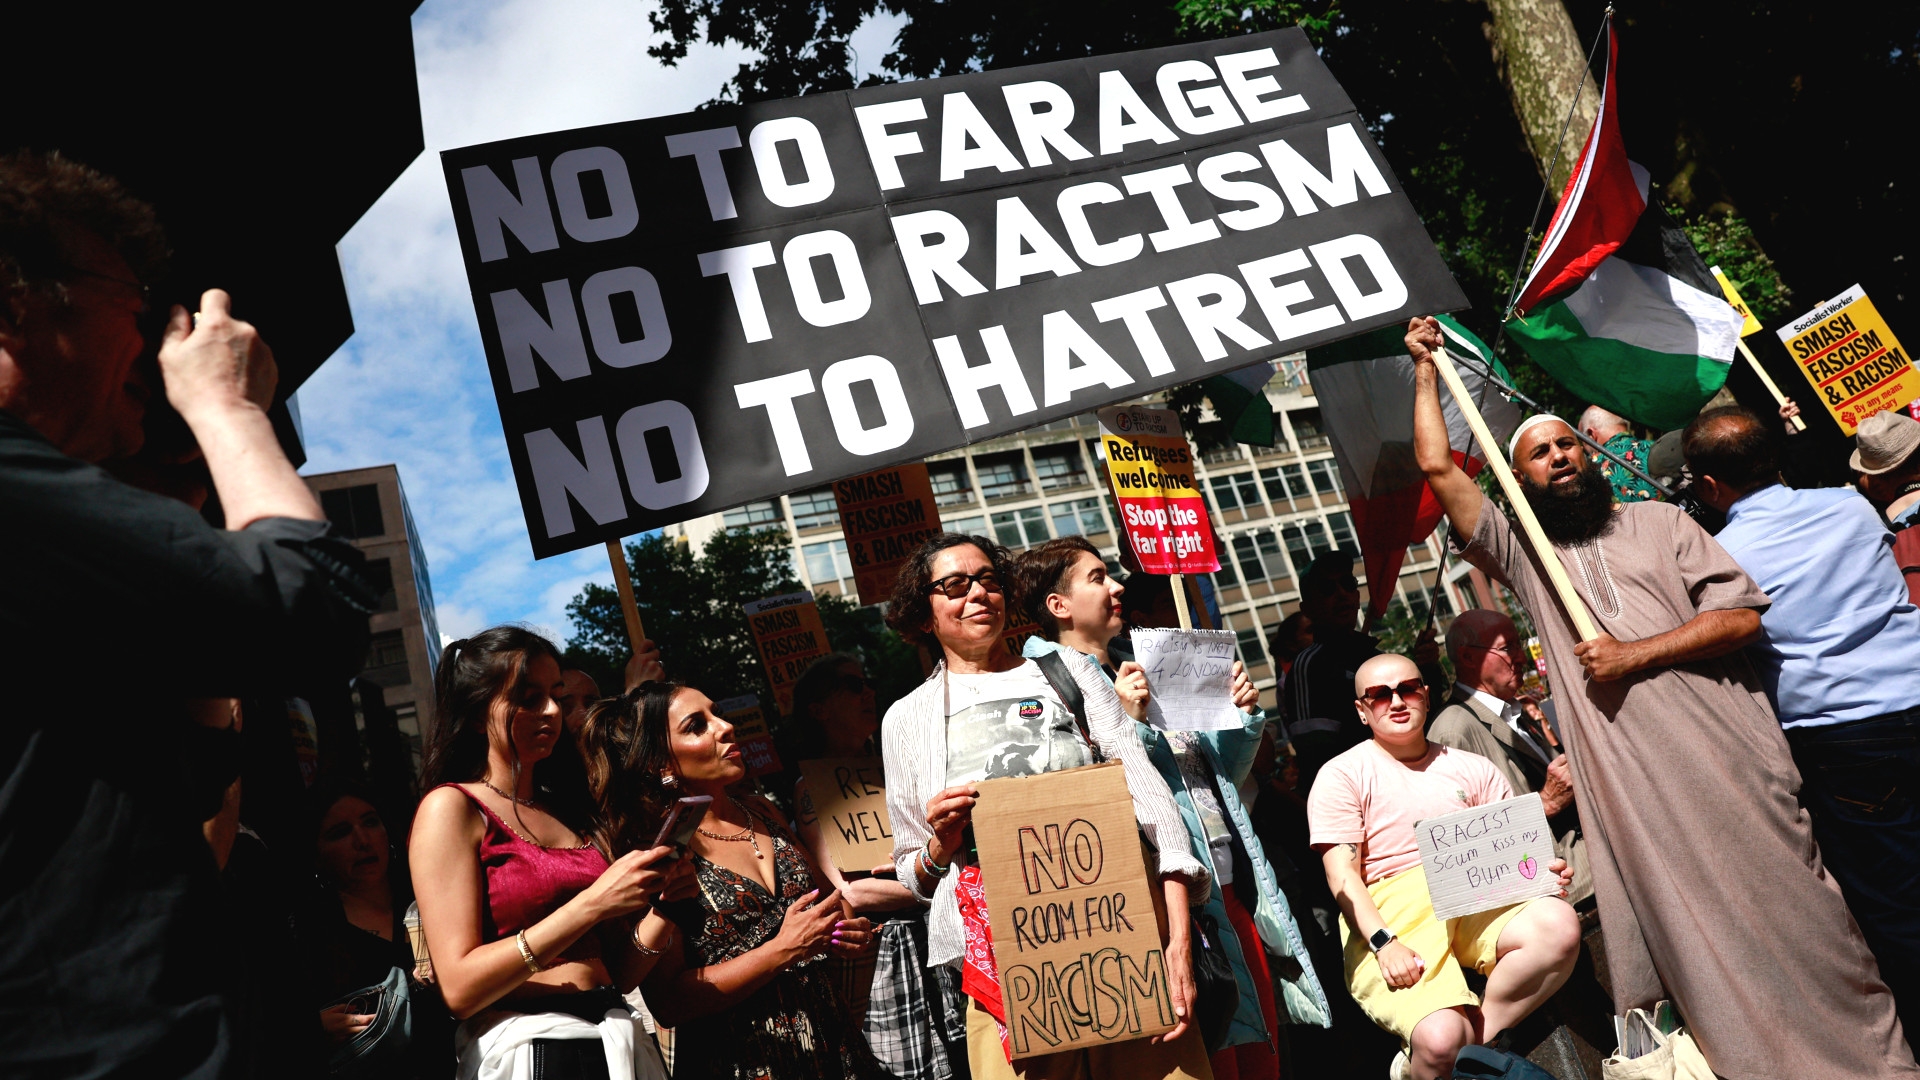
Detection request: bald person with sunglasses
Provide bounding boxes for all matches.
[1309,654,1578,1080]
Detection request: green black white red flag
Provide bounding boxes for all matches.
[1506,24,1745,430]
[1305,315,1519,616]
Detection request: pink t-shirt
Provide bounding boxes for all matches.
[1306,739,1513,884]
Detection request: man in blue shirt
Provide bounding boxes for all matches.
[1686,405,1920,1046]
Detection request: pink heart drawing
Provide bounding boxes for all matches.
[1517,854,1538,880]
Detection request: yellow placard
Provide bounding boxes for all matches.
[1710,265,1764,338]
[1775,285,1918,436]
[742,591,833,715]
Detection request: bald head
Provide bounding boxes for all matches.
[1578,405,1630,444]
[1353,652,1428,738]
[1447,609,1526,700]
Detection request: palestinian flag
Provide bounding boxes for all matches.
[1506,24,1745,431]
[1306,315,1520,616]
[1202,361,1280,446]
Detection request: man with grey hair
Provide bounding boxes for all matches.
[1427,609,1590,906]
[1405,315,1914,1078]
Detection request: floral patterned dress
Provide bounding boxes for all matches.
[659,804,886,1080]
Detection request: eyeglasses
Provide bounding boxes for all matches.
[1359,679,1426,709]
[925,569,1002,600]
[1462,643,1527,663]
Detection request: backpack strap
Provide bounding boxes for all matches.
[1034,650,1102,762]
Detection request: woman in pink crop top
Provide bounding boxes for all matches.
[409,626,698,1079]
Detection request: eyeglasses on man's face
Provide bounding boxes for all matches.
[1462,641,1528,663]
[925,568,1002,601]
[1359,678,1426,710]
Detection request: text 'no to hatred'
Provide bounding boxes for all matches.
[442,29,1464,557]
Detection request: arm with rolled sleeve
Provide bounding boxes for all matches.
[0,413,373,695]
[1071,655,1211,903]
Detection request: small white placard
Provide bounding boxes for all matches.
[1415,793,1560,920]
[1134,628,1241,731]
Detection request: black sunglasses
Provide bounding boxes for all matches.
[925,568,1002,600]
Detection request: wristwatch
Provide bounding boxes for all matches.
[1368,927,1397,953]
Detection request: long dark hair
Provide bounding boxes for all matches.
[421,625,589,831]
[579,681,684,859]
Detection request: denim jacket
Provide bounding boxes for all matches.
[1024,638,1333,1036]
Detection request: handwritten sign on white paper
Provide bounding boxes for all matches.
[1414,793,1560,920]
[1134,628,1241,731]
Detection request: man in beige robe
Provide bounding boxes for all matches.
[1405,317,1915,1079]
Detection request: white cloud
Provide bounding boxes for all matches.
[299,0,755,643]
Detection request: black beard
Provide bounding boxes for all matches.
[1522,462,1616,545]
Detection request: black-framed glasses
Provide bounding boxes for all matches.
[1462,642,1528,663]
[925,568,1002,600]
[1359,679,1426,709]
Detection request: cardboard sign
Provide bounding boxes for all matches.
[1776,284,1917,435]
[1710,265,1764,338]
[743,592,833,714]
[715,694,782,777]
[1134,628,1241,730]
[1414,793,1559,920]
[836,463,942,606]
[972,762,1176,1058]
[1098,405,1220,574]
[440,29,1469,558]
[799,756,894,872]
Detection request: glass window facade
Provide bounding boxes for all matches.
[803,538,853,587]
[1031,445,1089,490]
[1049,497,1106,537]
[929,462,974,506]
[991,507,1049,548]
[722,500,783,529]
[789,487,840,530]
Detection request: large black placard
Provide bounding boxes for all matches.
[442,29,1466,558]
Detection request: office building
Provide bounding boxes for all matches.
[306,464,442,774]
[666,363,1472,706]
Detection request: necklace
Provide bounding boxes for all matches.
[479,778,539,807]
[696,797,765,860]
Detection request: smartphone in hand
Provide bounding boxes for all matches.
[651,795,713,852]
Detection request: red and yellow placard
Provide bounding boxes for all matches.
[743,591,833,715]
[1777,284,1917,435]
[835,463,942,606]
[1096,405,1219,575]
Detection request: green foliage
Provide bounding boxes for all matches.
[1671,209,1794,326]
[1173,0,1339,43]
[562,527,926,726]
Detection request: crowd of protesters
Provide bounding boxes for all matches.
[7,145,1920,1080]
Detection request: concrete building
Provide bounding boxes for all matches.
[665,363,1472,706]
[305,464,442,774]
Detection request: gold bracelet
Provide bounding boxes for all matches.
[516,929,543,973]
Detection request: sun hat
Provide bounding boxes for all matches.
[1849,410,1920,475]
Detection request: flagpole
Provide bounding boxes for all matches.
[1433,346,1601,643]
[1737,339,1808,432]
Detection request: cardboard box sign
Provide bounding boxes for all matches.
[1414,793,1560,921]
[971,762,1176,1058]
[799,756,894,873]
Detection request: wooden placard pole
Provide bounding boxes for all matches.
[1431,347,1600,643]
[1736,339,1807,432]
[1169,572,1193,630]
[605,539,648,654]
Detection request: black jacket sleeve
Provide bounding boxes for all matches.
[0,412,375,698]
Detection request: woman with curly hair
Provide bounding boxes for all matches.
[579,680,885,1080]
[878,533,1213,1080]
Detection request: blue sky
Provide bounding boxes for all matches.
[297,0,903,646]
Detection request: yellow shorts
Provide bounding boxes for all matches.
[1339,864,1536,1044]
